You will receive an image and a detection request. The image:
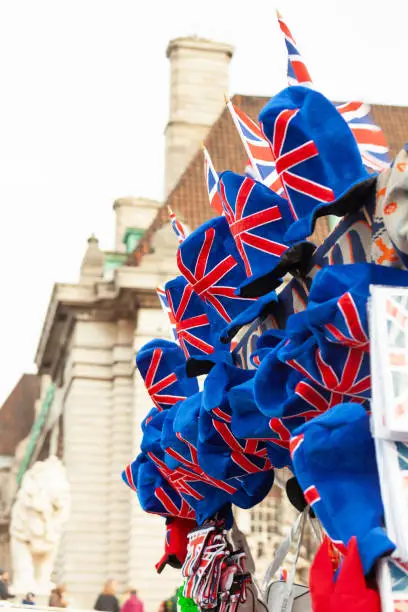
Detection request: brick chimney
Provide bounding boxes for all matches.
[164,36,234,197]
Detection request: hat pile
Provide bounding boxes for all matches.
[120,11,408,610]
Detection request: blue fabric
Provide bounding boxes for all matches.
[138,394,274,525]
[136,339,198,412]
[259,86,371,242]
[122,454,196,520]
[164,275,230,358]
[220,288,278,344]
[228,376,292,469]
[306,263,408,346]
[278,263,408,399]
[218,171,304,294]
[176,216,256,337]
[291,403,395,574]
[167,373,273,481]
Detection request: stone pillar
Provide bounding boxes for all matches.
[128,308,179,612]
[113,198,162,253]
[107,320,134,588]
[58,319,116,608]
[164,37,234,196]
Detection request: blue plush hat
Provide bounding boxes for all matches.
[306,263,408,348]
[168,377,273,480]
[228,375,292,469]
[201,357,292,469]
[136,339,198,411]
[279,263,408,398]
[164,275,225,358]
[140,393,274,525]
[290,403,395,574]
[259,86,375,242]
[176,216,257,335]
[218,171,315,298]
[122,454,196,520]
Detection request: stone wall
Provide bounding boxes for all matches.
[57,319,133,608]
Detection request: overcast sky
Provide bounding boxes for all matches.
[0,0,406,405]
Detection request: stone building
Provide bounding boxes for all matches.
[2,34,408,612]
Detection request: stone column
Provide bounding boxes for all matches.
[58,319,116,609]
[107,319,135,588]
[128,308,180,612]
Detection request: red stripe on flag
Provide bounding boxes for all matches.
[304,485,321,505]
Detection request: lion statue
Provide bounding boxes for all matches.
[9,455,70,594]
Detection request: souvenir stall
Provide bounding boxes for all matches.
[122,13,408,612]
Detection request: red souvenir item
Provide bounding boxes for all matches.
[156,517,197,573]
[310,537,381,612]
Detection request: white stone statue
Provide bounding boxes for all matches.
[9,455,70,594]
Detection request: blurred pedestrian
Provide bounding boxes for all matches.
[49,584,68,608]
[22,592,35,605]
[162,590,178,612]
[0,570,14,601]
[94,579,120,612]
[121,589,144,612]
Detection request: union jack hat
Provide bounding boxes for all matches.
[277,293,371,400]
[164,275,230,369]
[166,383,275,483]
[290,402,395,574]
[254,343,368,427]
[141,394,274,524]
[306,263,408,348]
[259,86,375,243]
[176,215,256,336]
[136,339,198,412]
[278,263,408,399]
[218,171,315,298]
[122,454,196,520]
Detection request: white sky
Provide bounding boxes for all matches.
[0,0,406,405]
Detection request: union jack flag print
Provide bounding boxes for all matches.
[277,11,313,87]
[164,276,215,358]
[226,100,284,194]
[218,172,288,279]
[168,206,188,244]
[282,339,371,399]
[177,216,254,325]
[156,286,179,343]
[123,454,195,519]
[203,146,224,216]
[143,347,187,410]
[263,106,335,221]
[276,12,390,172]
[198,409,273,478]
[337,101,390,172]
[136,340,198,412]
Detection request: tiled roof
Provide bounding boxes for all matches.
[0,374,40,456]
[127,95,408,266]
